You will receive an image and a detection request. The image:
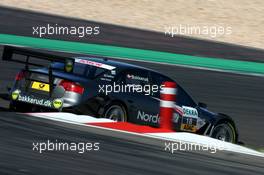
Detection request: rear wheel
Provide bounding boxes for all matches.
[103,103,127,122]
[211,122,236,143]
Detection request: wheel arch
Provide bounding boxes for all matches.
[101,99,129,120]
[213,113,239,143]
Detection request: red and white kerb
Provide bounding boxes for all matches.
[159,81,177,130]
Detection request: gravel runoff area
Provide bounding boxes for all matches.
[0,0,264,49]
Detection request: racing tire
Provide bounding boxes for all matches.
[211,121,236,143]
[103,103,127,122]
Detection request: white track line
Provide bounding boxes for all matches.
[26,112,264,158]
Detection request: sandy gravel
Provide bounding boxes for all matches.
[1,0,264,49]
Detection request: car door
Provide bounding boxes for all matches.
[176,85,207,132]
[150,72,200,131]
[149,72,176,127]
[113,68,160,126]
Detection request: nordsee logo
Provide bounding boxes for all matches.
[137,110,159,123]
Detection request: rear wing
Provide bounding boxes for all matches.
[2,46,75,97]
[2,46,75,72]
[2,46,116,71]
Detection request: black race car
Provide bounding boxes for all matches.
[2,46,238,143]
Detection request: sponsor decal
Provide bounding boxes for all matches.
[31,81,50,92]
[174,105,184,116]
[103,74,114,79]
[179,106,199,132]
[181,124,197,132]
[17,95,52,108]
[126,74,149,82]
[178,106,205,132]
[100,78,112,82]
[182,106,198,118]
[52,99,63,109]
[13,93,63,109]
[39,84,45,88]
[75,59,116,70]
[111,70,116,75]
[181,117,198,132]
[137,110,160,124]
[11,89,20,100]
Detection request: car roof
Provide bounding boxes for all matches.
[74,56,154,71]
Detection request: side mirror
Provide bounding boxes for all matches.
[198,102,207,108]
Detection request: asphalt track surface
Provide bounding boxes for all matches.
[1,113,264,175]
[0,6,264,175]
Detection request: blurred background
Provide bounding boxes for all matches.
[0,0,263,49]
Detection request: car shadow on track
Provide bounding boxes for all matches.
[0,93,9,100]
[0,93,10,112]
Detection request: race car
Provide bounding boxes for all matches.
[2,46,238,143]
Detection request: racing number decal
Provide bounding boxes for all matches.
[181,117,198,132]
[180,106,199,132]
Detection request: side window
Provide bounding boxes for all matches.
[177,86,196,107]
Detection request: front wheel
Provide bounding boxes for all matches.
[211,122,237,143]
[103,103,127,122]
